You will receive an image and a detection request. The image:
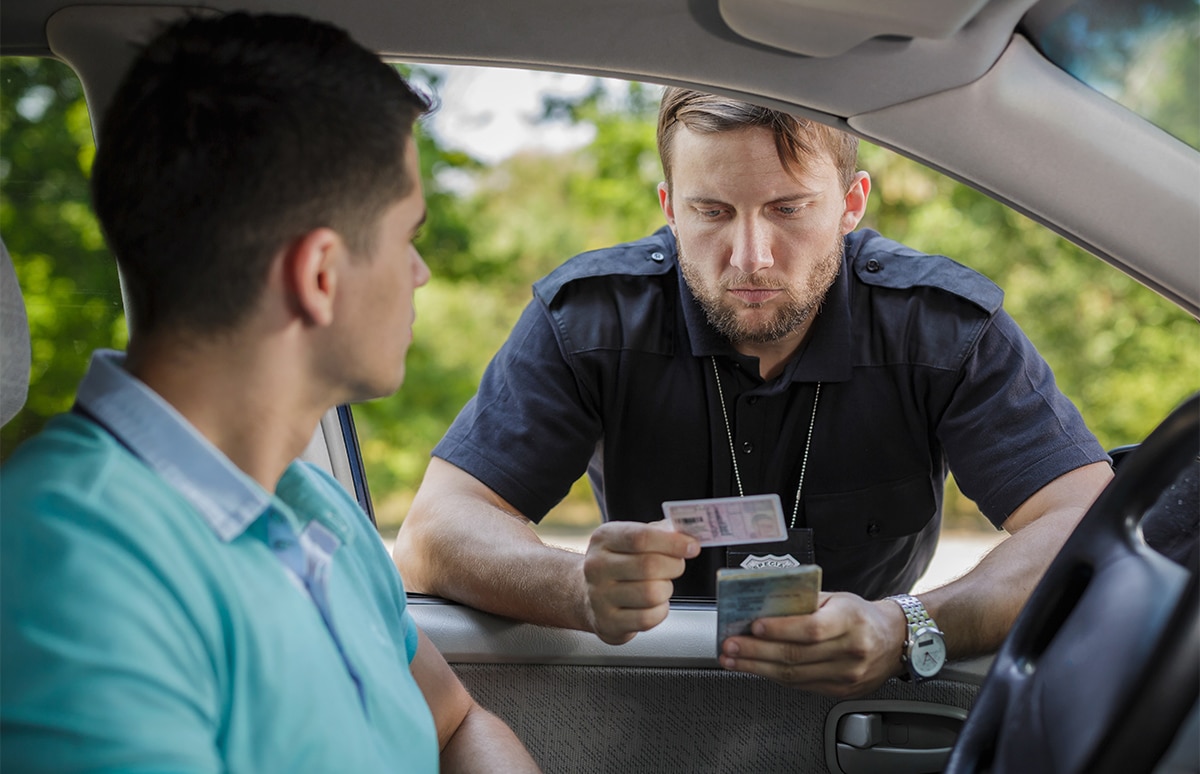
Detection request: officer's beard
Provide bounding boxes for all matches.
[679,235,844,346]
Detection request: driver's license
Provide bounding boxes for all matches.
[661,494,787,547]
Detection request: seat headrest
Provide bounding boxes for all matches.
[1,237,31,426]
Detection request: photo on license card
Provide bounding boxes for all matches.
[661,494,787,547]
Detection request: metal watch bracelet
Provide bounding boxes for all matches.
[887,593,947,682]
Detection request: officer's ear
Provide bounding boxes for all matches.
[840,171,871,235]
[658,182,676,229]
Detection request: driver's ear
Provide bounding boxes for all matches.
[285,227,343,327]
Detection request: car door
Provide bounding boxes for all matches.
[297,406,988,774]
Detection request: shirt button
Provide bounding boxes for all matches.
[650,251,665,262]
[747,396,759,405]
[271,539,292,550]
[741,441,754,454]
[866,521,881,537]
[866,258,882,272]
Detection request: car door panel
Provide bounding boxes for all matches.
[411,599,989,773]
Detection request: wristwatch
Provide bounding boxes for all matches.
[887,594,946,682]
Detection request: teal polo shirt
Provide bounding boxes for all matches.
[1,351,437,772]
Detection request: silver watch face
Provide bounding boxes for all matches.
[909,626,947,678]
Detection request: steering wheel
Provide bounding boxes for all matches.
[945,393,1199,774]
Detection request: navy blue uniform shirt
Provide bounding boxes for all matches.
[434,228,1108,599]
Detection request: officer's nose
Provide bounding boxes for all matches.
[729,217,773,274]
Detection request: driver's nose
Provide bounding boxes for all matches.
[412,247,431,288]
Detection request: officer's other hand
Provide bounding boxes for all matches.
[582,520,700,645]
[717,592,907,698]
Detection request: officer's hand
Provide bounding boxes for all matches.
[718,592,907,698]
[582,521,700,645]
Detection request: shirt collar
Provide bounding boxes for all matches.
[75,349,273,542]
[678,234,855,384]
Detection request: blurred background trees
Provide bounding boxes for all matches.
[3,57,1197,535]
[0,58,126,449]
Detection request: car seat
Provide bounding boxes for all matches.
[0,236,30,427]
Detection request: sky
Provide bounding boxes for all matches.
[417,64,630,163]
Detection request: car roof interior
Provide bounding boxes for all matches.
[2,0,1198,321]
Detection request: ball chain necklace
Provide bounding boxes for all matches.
[709,355,821,529]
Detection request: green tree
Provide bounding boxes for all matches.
[5,58,1195,536]
[354,81,668,527]
[356,76,1198,532]
[0,57,126,460]
[860,142,1199,451]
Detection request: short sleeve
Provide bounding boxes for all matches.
[433,298,603,521]
[938,309,1109,525]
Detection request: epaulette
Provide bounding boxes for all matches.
[534,226,676,306]
[849,229,1004,314]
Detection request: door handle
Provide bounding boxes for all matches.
[826,701,967,774]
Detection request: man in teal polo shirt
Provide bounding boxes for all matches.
[0,12,538,772]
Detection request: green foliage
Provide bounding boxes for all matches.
[359,81,1198,531]
[356,81,667,524]
[2,60,1195,535]
[859,143,1199,453]
[1,58,126,459]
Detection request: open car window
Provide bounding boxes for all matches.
[348,63,1199,592]
[0,57,126,460]
[4,54,1195,574]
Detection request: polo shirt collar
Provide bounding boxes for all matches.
[74,350,350,544]
[678,234,855,384]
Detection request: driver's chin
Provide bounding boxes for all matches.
[347,366,408,404]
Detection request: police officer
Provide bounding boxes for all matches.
[394,88,1113,698]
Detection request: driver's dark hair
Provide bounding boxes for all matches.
[91,12,431,336]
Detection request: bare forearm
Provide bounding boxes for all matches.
[441,704,541,773]
[922,462,1111,659]
[922,506,1085,658]
[411,631,540,771]
[396,460,698,644]
[395,487,592,631]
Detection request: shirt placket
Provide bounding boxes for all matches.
[734,388,770,495]
[266,513,365,708]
